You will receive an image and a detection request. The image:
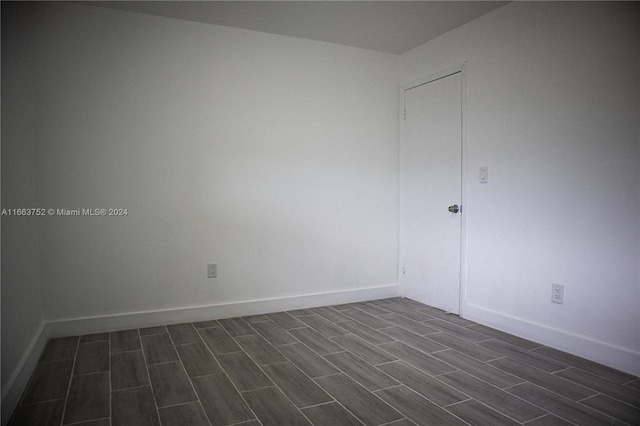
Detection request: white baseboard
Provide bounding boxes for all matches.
[46,284,400,337]
[1,321,48,426]
[463,303,640,377]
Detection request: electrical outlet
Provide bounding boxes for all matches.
[207,263,217,278]
[552,283,564,304]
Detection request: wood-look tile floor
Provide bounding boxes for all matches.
[9,297,640,426]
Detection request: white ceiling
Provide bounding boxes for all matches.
[86,1,508,54]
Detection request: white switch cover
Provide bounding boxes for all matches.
[479,166,488,184]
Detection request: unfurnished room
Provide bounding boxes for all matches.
[1,1,639,425]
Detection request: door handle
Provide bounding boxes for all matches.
[448,204,460,214]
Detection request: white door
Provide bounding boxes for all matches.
[402,72,462,314]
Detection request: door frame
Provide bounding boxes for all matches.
[398,63,469,317]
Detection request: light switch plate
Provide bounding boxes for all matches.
[479,166,488,183]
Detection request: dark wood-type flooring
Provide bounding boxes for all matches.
[9,297,640,425]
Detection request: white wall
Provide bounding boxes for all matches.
[400,2,639,374]
[32,3,399,322]
[1,3,48,421]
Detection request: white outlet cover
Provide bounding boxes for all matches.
[551,283,564,304]
[207,263,217,278]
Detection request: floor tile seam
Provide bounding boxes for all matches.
[377,310,433,324]
[443,397,527,426]
[297,400,338,411]
[227,420,262,426]
[228,331,258,338]
[501,380,612,424]
[577,390,640,413]
[63,418,110,426]
[379,312,434,326]
[137,328,163,426]
[317,352,402,397]
[280,324,309,331]
[375,359,403,370]
[555,364,640,391]
[327,304,354,312]
[77,340,108,347]
[384,380,472,421]
[550,366,573,375]
[308,370,344,381]
[311,308,351,324]
[250,346,339,410]
[489,356,599,398]
[219,318,255,338]
[375,337,453,365]
[79,335,110,344]
[431,367,462,379]
[58,336,81,426]
[533,394,618,426]
[274,327,345,361]
[426,326,492,344]
[112,377,159,391]
[377,420,414,426]
[528,346,597,369]
[174,340,207,349]
[209,348,245,356]
[193,325,223,330]
[232,336,285,367]
[371,383,405,394]
[434,367,536,394]
[139,331,168,337]
[341,315,392,331]
[479,340,570,371]
[440,397,487,426]
[308,398,367,426]
[551,369,639,403]
[197,325,244,359]
[575,396,638,425]
[237,381,315,424]
[15,396,67,411]
[145,356,182,367]
[70,370,110,378]
[109,348,144,356]
[36,356,76,365]
[431,354,526,388]
[155,399,207,413]
[243,318,270,324]
[575,393,605,404]
[523,413,561,425]
[171,329,212,426]
[482,360,572,396]
[436,368,541,411]
[210,349,264,425]
[379,346,462,377]
[377,334,448,357]
[202,322,242,352]
[312,373,403,425]
[260,358,291,367]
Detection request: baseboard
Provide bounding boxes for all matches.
[1,320,48,426]
[46,284,400,337]
[463,303,640,377]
